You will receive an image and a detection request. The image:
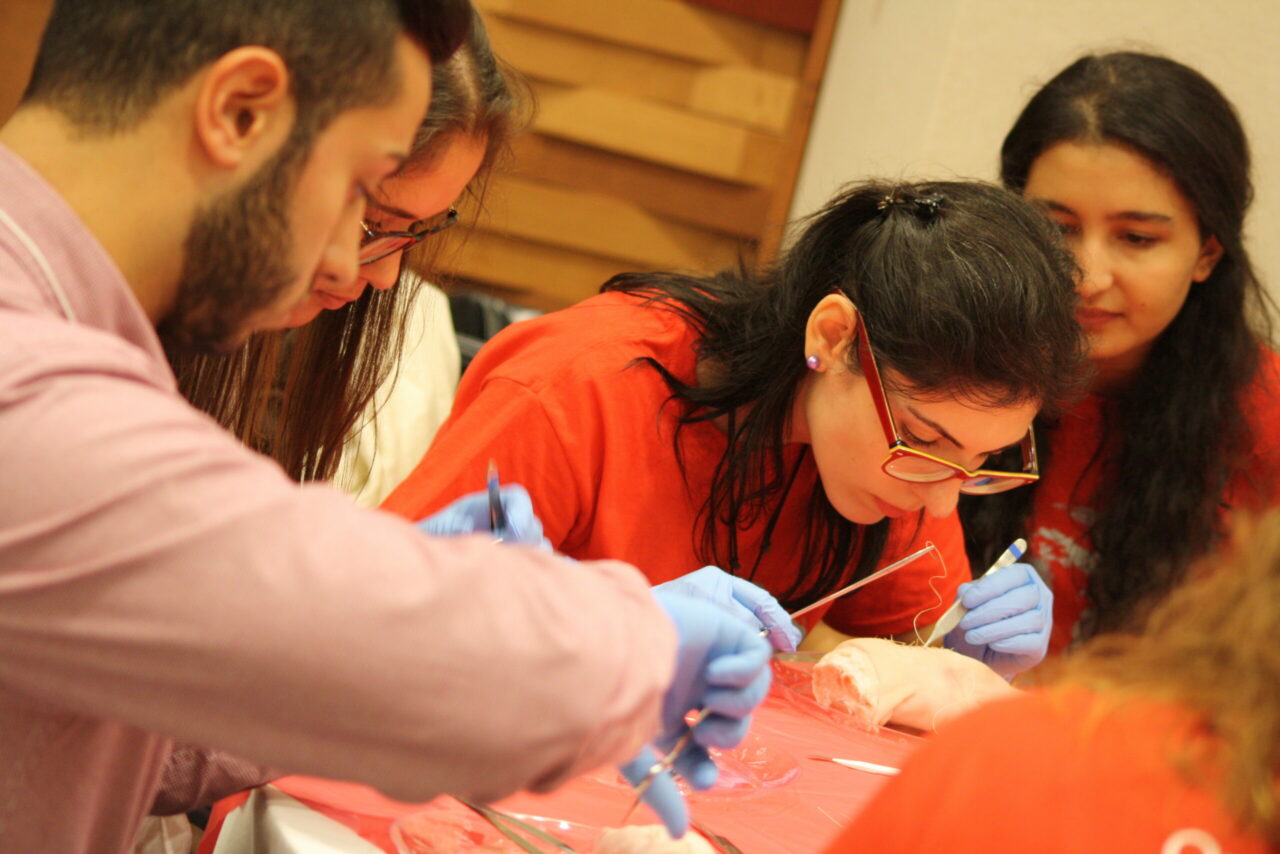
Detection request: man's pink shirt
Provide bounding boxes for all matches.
[0,144,674,854]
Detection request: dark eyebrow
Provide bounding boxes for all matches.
[1109,210,1172,224]
[1037,199,1172,224]
[905,405,1015,457]
[365,195,418,221]
[905,405,961,447]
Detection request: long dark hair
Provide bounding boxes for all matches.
[167,9,520,481]
[605,179,1085,609]
[962,51,1275,639]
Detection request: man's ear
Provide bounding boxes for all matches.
[804,293,858,372]
[1192,234,1225,283]
[193,46,293,170]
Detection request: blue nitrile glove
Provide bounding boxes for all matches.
[944,562,1053,678]
[415,484,550,549]
[654,566,802,652]
[618,590,773,837]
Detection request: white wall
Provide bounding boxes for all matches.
[792,0,1280,294]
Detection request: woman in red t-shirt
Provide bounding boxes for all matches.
[827,509,1280,853]
[384,178,1087,678]
[960,52,1280,655]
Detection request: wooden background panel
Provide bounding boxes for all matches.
[475,0,807,73]
[509,135,773,239]
[682,0,824,34]
[486,15,797,133]
[445,230,638,311]
[431,0,842,310]
[491,177,749,271]
[529,80,784,187]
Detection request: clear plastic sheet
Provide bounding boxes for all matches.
[201,659,926,854]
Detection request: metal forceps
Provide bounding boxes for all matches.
[487,460,509,541]
[621,542,939,822]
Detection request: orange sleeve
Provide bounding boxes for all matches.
[821,510,969,637]
[381,376,587,551]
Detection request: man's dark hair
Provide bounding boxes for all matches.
[23,0,470,143]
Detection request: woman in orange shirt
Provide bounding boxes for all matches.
[828,508,1280,853]
[384,178,1087,677]
[961,52,1280,656]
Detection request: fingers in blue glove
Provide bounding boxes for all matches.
[725,575,802,652]
[689,711,751,751]
[417,484,548,548]
[958,564,1040,608]
[704,642,773,689]
[671,742,718,791]
[700,667,771,721]
[618,749,689,838]
[961,608,1050,649]
[958,586,1045,632]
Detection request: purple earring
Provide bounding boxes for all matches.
[805,355,820,370]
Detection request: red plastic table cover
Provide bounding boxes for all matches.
[198,659,924,854]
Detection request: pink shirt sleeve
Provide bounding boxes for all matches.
[0,327,674,804]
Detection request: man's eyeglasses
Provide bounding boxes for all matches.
[853,309,1039,495]
[359,208,459,265]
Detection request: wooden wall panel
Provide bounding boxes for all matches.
[476,0,807,72]
[433,0,842,310]
[510,135,771,238]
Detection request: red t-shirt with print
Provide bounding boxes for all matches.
[382,291,967,637]
[1030,347,1280,654]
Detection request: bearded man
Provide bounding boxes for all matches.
[0,2,773,852]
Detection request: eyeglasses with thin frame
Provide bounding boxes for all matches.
[853,309,1039,495]
[359,207,459,265]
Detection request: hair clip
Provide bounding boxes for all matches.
[876,194,899,212]
[914,193,945,218]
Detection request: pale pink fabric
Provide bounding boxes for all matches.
[0,143,675,854]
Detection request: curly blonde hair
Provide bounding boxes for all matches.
[1051,509,1280,845]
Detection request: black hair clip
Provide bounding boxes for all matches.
[877,191,946,219]
[914,193,945,218]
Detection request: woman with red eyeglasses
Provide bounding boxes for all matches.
[382,178,1087,678]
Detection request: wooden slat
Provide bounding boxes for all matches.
[489,176,748,271]
[759,0,843,261]
[476,0,805,75]
[530,80,782,187]
[682,0,823,34]
[486,15,796,133]
[511,134,772,238]
[688,64,796,134]
[437,230,638,310]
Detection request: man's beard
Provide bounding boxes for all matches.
[158,145,304,354]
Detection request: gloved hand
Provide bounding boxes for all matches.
[618,590,773,837]
[415,484,549,549]
[944,562,1053,678]
[654,566,802,652]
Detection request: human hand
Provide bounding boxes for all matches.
[617,747,690,839]
[415,484,549,548]
[944,563,1053,677]
[621,590,773,836]
[653,566,802,652]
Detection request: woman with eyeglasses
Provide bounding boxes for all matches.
[959,52,1280,658]
[382,178,1087,677]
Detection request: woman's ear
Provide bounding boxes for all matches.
[192,46,293,171]
[804,293,858,372]
[1193,234,1225,283]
